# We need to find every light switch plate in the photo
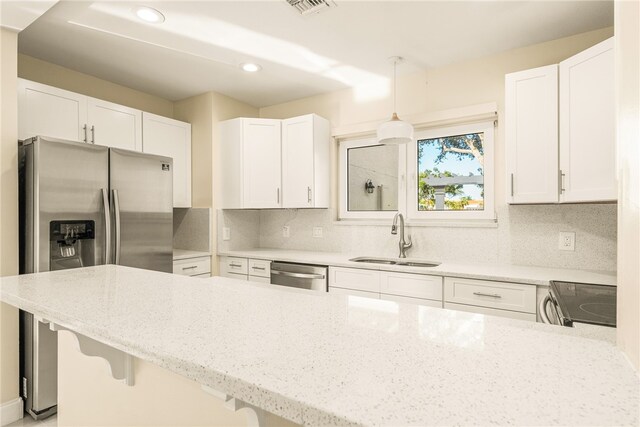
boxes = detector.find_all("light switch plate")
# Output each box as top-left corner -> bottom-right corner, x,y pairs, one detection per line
222,227 -> 231,241
558,231 -> 575,251
312,227 -> 323,238
282,226 -> 290,238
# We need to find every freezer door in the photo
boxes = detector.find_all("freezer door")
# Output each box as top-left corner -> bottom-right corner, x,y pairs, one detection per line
110,148 -> 173,273
20,136 -> 110,274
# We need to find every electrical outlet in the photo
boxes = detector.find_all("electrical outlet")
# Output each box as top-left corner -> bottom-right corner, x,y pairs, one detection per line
282,226 -> 290,238
558,231 -> 575,251
222,227 -> 231,241
312,227 -> 323,238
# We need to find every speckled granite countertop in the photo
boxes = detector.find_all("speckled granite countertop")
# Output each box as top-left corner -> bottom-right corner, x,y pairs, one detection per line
219,249 -> 617,286
1,266 -> 636,426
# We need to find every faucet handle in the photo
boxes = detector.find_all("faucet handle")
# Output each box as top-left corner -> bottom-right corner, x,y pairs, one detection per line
405,234 -> 412,248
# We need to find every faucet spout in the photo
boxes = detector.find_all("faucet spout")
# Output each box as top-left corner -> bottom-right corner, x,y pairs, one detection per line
391,212 -> 412,258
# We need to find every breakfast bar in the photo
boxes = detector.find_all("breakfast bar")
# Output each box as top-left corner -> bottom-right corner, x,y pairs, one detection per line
0,265 -> 637,426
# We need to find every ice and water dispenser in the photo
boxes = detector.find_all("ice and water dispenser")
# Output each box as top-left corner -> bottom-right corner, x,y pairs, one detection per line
49,220 -> 96,271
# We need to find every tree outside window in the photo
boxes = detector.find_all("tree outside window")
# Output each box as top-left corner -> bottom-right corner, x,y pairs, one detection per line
417,133 -> 485,211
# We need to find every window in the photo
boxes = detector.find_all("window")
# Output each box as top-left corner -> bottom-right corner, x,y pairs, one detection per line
339,121 -> 494,222
408,122 -> 495,220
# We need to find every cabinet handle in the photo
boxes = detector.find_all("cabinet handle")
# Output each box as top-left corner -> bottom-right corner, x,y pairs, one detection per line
307,186 -> 312,204
182,266 -> 197,270
510,173 -> 514,197
559,170 -> 565,194
277,188 -> 280,204
252,266 -> 265,271
83,124 -> 88,143
473,292 -> 502,299
229,263 -> 242,268
90,125 -> 95,144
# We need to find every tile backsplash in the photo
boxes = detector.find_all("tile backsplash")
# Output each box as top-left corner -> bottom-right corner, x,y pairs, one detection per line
173,208 -> 212,252
218,204 -> 617,272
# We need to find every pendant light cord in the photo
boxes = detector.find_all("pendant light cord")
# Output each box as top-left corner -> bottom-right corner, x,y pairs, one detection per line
393,58 -> 397,113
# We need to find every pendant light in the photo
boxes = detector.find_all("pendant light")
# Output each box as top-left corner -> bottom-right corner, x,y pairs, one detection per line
377,56 -> 414,145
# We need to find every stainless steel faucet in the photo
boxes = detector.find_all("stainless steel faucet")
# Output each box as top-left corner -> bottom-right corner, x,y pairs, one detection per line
391,212 -> 412,258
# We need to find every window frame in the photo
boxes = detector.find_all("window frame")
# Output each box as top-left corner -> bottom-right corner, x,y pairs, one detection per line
338,137 -> 406,220
406,121 -> 495,220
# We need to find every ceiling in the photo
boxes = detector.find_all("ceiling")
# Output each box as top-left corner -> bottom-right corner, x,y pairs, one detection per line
18,1 -> 613,107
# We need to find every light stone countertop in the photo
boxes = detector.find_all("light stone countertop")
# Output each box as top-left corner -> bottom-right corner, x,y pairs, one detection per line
173,249 -> 211,260
1,265 -> 637,426
219,248 -> 617,286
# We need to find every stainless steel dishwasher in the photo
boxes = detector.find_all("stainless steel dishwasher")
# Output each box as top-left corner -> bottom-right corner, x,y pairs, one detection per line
270,262 -> 328,291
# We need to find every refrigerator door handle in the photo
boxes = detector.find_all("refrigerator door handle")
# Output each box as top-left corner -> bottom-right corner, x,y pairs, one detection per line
112,189 -> 121,265
101,189 -> 111,264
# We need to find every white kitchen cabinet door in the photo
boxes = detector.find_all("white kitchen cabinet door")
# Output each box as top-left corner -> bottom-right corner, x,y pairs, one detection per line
18,79 -> 87,142
559,38 -> 616,202
87,97 -> 142,151
242,119 -> 282,208
281,114 -> 330,208
328,267 -> 380,293
505,65 -> 559,204
142,113 -> 192,208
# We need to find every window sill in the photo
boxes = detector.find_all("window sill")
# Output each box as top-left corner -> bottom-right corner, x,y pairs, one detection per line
333,218 -> 498,228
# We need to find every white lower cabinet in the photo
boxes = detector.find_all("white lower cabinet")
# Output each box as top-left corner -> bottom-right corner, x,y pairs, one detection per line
219,256 -> 272,283
328,267 -> 442,307
444,303 -> 536,322
443,277 -> 536,320
173,256 -> 211,278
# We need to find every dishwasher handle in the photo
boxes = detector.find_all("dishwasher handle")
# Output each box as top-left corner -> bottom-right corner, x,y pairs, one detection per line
271,270 -> 326,280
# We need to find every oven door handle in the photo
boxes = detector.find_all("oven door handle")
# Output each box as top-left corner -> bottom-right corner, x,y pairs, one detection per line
271,270 -> 325,280
539,294 -> 553,324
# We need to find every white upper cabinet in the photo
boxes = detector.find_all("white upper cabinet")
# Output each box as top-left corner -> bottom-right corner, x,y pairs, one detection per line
505,37 -> 615,204
505,64 -> 559,204
243,119 -> 282,208
217,115 -> 330,210
142,113 -> 192,208
87,97 -> 142,151
18,79 -> 86,142
18,79 -> 142,152
559,38 -> 616,202
282,114 -> 330,208
217,118 -> 282,209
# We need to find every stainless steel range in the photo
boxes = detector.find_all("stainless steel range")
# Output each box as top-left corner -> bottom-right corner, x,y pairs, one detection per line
540,281 -> 616,327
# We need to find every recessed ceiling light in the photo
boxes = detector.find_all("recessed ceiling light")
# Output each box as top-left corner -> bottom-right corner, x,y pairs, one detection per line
134,6 -> 165,24
240,63 -> 262,73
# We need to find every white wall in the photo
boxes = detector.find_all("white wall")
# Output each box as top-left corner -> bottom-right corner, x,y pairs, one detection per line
615,0 -> 640,371
219,27 -> 617,272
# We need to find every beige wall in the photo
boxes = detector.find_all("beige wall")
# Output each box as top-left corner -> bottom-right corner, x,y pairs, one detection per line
18,54 -> 174,118
58,331 -> 296,426
0,28 -> 20,407
615,0 -> 640,371
174,91 -> 258,274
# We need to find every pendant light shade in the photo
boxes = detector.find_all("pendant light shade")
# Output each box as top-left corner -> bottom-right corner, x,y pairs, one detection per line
377,57 -> 414,145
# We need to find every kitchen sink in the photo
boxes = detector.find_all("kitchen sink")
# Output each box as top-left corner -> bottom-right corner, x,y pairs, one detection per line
349,257 -> 440,268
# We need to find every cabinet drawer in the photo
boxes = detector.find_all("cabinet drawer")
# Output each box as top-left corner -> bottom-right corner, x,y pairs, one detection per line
329,267 -> 380,293
329,286 -> 379,299
444,277 -> 536,313
380,293 -> 442,309
220,257 -> 248,275
380,271 -> 442,300
248,259 -> 271,278
173,257 -> 211,276
445,303 -> 536,322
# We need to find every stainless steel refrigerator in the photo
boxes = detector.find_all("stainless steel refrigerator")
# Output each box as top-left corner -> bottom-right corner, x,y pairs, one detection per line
18,136 -> 173,419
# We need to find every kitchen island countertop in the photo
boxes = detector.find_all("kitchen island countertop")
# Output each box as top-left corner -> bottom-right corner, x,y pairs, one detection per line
0,265 -> 636,426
